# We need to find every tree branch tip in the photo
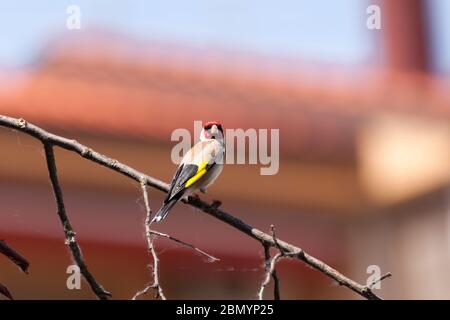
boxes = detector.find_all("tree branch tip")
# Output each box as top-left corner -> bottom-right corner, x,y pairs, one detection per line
269,224 -> 287,256
0,239 -> 30,273
0,283 -> 14,300
366,272 -> 392,289
148,230 -> 220,263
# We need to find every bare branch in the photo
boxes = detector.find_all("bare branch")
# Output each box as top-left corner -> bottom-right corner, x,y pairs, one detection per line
272,267 -> 281,300
132,284 -> 157,300
0,115 -> 389,300
258,251 -> 282,300
0,240 -> 29,273
270,224 -> 285,255
366,272 -> 392,289
149,230 -> 220,263
258,225 -> 294,300
0,239 -> 29,299
0,282 -> 13,300
43,143 -> 111,300
269,225 -> 284,300
262,244 -> 281,300
134,179 -> 218,299
133,179 -> 166,300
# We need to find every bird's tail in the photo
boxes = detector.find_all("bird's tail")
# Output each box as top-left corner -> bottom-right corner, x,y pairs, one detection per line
152,198 -> 179,223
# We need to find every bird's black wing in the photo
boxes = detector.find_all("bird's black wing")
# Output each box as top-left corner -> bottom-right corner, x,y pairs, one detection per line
164,164 -> 199,203
164,164 -> 183,202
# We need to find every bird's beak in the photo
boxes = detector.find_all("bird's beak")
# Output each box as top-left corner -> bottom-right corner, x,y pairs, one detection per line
211,125 -> 219,135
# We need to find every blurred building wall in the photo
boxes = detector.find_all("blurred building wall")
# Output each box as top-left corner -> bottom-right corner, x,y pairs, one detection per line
1,1 -> 450,298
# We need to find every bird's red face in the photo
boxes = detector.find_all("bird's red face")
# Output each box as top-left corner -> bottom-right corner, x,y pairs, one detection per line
203,121 -> 223,140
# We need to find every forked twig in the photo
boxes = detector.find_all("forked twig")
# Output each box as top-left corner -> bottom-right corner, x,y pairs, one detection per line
133,179 -> 166,300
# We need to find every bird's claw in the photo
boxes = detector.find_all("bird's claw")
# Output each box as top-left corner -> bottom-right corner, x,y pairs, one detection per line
190,193 -> 201,201
211,200 -> 222,210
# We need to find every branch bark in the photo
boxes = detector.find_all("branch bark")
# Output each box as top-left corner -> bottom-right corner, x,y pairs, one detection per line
0,115 -> 389,300
133,179 -> 166,300
258,225 -> 296,300
258,251 -> 283,300
0,239 -> 29,300
0,240 -> 29,273
0,283 -> 13,300
134,179 -> 219,299
367,272 -> 392,289
43,143 -> 111,300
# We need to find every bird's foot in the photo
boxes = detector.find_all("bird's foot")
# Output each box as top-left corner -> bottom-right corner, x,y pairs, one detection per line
190,193 -> 201,201
211,200 -> 222,210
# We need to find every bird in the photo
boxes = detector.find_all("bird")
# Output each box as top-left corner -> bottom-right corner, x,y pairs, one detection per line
152,121 -> 225,223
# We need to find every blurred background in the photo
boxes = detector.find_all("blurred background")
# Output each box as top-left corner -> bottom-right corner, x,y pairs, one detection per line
0,0 -> 449,299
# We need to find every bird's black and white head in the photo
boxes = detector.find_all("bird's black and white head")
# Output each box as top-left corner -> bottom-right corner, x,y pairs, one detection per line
200,121 -> 224,142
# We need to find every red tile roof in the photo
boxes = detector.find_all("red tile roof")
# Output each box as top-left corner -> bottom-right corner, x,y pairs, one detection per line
1,33 -> 449,161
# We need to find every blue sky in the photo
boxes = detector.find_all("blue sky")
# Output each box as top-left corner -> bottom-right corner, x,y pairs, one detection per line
0,1 -> 449,73
428,0 -> 450,74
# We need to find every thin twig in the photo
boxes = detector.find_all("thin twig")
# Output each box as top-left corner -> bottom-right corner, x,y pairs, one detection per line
147,235 -> 165,300
0,283 -> 13,300
366,272 -> 392,289
262,244 -> 281,300
0,239 -> 29,299
258,251 -> 283,300
43,143 -> 111,300
0,115 -> 389,300
0,240 -> 29,273
134,180 -> 219,299
133,179 -> 166,300
258,225 -> 294,300
148,230 -> 220,263
270,225 -> 285,254
273,268 -> 281,300
132,284 -> 157,300
269,225 -> 283,299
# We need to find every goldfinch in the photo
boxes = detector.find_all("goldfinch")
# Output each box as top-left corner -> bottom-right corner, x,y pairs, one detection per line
153,121 -> 225,223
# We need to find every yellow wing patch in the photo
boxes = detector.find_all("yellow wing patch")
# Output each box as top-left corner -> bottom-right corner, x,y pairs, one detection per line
185,161 -> 208,188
